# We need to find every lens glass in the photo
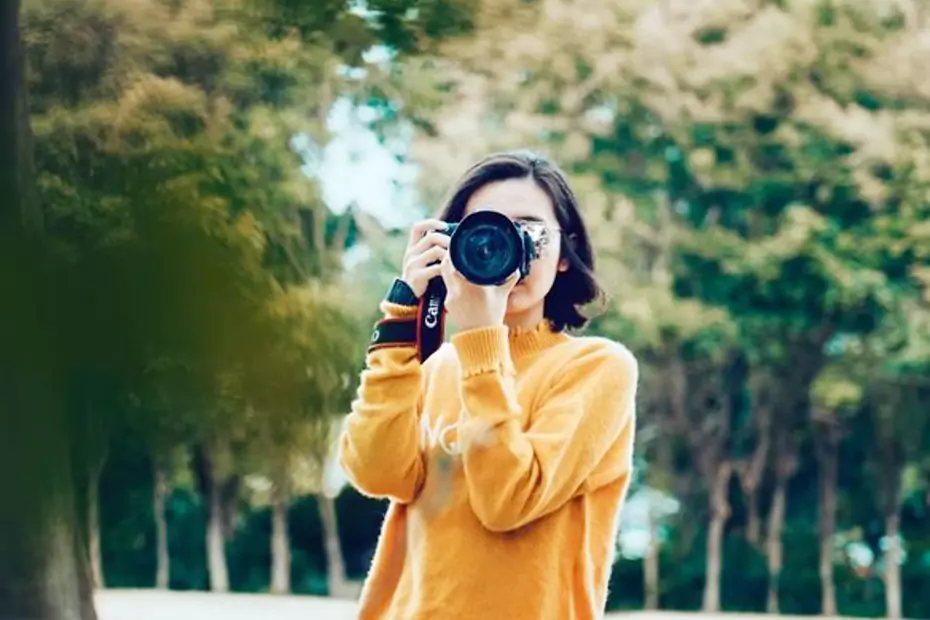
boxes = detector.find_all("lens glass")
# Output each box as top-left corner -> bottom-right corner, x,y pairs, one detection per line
455,222 -> 518,284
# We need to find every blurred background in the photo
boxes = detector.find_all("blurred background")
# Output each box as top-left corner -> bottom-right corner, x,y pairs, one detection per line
1,1 -> 929,619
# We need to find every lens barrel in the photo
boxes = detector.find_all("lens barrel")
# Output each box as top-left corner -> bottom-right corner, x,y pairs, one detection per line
444,211 -> 532,286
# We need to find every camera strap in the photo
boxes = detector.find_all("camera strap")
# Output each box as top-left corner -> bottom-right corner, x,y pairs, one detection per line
417,277 -> 447,363
367,318 -> 418,352
366,277 -> 447,363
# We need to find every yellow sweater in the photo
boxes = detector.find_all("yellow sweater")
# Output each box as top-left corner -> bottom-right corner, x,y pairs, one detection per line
338,302 -> 638,620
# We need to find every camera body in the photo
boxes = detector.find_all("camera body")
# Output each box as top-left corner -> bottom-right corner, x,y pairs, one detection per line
440,210 -> 539,286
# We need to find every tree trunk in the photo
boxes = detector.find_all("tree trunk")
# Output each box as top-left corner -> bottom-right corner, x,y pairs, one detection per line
815,419 -> 840,616
644,515 -> 660,610
73,485 -> 98,620
205,453 -> 229,593
740,371 -> 773,547
0,482 -> 93,620
0,0 -> 40,233
317,493 -> 349,598
220,475 -> 240,542
702,461 -> 732,613
0,391 -> 97,620
1,1 -> 95,617
736,411 -> 769,547
884,513 -> 902,619
89,467 -> 104,590
745,490 -> 761,546
818,466 -> 838,616
154,463 -> 170,590
766,477 -> 787,614
270,481 -> 291,594
766,411 -> 800,616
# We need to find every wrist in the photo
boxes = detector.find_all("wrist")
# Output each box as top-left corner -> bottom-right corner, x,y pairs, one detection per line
384,277 -> 419,306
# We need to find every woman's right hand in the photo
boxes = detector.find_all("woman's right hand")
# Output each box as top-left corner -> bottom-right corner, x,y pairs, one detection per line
401,218 -> 450,298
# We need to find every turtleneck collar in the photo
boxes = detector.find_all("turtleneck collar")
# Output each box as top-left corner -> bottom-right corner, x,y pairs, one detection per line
507,320 -> 570,359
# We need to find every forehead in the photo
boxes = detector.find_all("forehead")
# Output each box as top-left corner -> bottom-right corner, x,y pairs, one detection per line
463,178 -> 557,223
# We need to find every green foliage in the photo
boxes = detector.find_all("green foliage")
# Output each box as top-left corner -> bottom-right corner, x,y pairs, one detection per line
99,441 -> 388,590
377,0 -> 930,616
10,0 -> 930,617
18,0 -> 376,470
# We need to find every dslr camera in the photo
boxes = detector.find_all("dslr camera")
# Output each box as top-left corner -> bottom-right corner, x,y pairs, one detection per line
440,210 -> 555,286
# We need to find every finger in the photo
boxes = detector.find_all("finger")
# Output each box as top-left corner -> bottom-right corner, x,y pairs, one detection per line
404,232 -> 448,265
408,245 -> 447,270
407,219 -> 447,246
439,251 -> 454,285
440,250 -> 453,273
409,231 -> 450,257
419,263 -> 443,282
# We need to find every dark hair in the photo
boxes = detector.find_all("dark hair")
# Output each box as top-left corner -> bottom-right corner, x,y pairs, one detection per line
435,149 -> 603,332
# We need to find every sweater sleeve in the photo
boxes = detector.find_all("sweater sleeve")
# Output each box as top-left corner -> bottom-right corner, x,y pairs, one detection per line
337,301 -> 426,504
451,325 -> 638,533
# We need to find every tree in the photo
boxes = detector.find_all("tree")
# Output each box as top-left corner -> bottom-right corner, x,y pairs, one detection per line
810,362 -> 865,615
736,369 -> 773,547
3,0 -> 363,613
857,300 -> 930,618
584,190 -> 742,612
1,0 -> 95,615
386,1 -> 930,615
240,282 -> 363,595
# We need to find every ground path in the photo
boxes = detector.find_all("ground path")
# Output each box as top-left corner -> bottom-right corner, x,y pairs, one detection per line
95,589 -> 853,620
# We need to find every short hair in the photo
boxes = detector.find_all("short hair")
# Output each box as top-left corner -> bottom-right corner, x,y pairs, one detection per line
435,149 -> 602,331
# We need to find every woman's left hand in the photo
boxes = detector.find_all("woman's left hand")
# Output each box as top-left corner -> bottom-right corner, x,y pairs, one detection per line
440,254 -> 518,332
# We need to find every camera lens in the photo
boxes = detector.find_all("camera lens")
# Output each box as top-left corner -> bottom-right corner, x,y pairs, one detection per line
449,211 -> 523,285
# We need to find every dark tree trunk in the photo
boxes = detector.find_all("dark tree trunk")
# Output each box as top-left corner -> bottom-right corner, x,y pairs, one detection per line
763,368 -> 806,616
737,380 -> 771,548
220,475 -> 240,542
0,0 -> 40,232
73,468 -> 98,620
0,1 -> 94,617
766,476 -> 786,614
0,472 -> 88,620
745,486 -> 761,545
192,444 -> 230,592
667,350 -> 734,614
204,450 -> 229,593
814,415 -> 840,616
737,442 -> 767,546
766,413 -> 795,615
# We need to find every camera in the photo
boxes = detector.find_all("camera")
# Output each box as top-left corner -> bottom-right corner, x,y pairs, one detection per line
440,210 -> 551,286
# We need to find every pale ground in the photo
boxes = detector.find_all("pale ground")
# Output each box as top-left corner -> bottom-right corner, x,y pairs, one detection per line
95,589 -> 850,620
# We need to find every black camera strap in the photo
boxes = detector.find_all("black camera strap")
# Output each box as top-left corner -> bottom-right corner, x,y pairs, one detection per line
367,318 -> 418,352
416,277 -> 447,363
366,277 -> 447,363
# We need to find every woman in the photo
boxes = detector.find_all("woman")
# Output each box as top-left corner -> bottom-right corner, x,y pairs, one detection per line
338,150 -> 638,620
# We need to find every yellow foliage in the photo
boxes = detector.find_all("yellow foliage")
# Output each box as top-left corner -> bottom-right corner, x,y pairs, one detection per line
811,370 -> 864,412
233,210 -> 267,252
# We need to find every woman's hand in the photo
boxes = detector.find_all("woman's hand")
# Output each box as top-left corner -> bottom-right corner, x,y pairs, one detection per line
401,219 -> 451,298
440,253 -> 518,332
